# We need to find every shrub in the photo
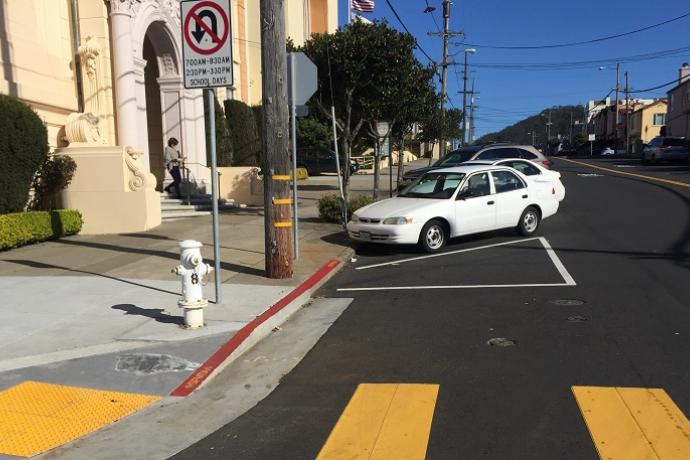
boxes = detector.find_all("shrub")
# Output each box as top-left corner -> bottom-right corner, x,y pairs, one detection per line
225,100 -> 261,166
0,210 -> 83,250
318,194 -> 375,223
205,98 -> 233,167
30,155 -> 77,211
0,95 -> 49,213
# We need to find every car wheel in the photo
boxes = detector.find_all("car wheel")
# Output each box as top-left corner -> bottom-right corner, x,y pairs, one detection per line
517,206 -> 540,236
419,219 -> 447,253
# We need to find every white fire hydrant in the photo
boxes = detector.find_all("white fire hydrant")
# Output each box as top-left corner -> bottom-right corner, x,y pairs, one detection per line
171,240 -> 213,328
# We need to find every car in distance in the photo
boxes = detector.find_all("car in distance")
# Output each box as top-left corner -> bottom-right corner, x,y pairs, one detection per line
398,144 -> 551,189
296,146 -> 358,176
642,137 -> 689,163
463,158 -> 565,202
348,164 -> 562,253
601,147 -> 615,155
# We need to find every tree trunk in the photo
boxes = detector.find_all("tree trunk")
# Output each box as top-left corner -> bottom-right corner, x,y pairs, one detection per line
397,135 -> 405,187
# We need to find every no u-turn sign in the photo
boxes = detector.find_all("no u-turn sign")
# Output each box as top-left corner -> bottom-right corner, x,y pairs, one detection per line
181,0 -> 233,89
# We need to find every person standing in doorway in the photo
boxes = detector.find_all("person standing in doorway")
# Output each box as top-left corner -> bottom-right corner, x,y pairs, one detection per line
164,137 -> 185,198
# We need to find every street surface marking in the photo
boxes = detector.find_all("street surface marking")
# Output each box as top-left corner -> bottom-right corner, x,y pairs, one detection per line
316,383 -> 439,460
573,386 -> 690,460
356,237 -> 542,270
561,158 -> 690,188
340,237 -> 576,292
0,381 -> 160,458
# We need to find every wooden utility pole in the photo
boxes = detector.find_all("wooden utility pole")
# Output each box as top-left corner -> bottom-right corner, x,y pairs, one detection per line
625,71 -> 630,153
260,0 -> 293,278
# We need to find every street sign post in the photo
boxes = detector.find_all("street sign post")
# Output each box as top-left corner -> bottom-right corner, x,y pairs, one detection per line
374,121 -> 393,197
287,52 -> 318,260
588,134 -> 595,156
181,0 -> 234,304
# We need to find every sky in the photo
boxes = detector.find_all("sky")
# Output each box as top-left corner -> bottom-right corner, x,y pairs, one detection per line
337,0 -> 690,138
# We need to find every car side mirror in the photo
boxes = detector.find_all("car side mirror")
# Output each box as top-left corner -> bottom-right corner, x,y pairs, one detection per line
457,188 -> 473,200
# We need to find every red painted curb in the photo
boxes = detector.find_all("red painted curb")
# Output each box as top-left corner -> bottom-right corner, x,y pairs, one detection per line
170,259 -> 341,397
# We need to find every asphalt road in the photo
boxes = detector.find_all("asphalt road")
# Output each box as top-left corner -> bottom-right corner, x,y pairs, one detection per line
172,157 -> 690,459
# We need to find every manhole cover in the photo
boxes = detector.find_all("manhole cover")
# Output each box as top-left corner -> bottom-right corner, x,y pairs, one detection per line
567,315 -> 588,322
550,299 -> 585,306
487,337 -> 516,347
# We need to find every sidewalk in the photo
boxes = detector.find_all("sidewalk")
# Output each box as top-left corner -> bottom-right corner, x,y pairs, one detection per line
0,202 -> 353,459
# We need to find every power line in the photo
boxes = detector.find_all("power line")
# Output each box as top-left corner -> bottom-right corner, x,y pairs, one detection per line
470,45 -> 690,70
629,77 -> 680,93
459,12 -> 690,50
384,0 -> 436,64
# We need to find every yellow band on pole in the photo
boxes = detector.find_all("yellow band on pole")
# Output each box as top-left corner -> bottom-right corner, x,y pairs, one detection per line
274,221 -> 293,228
273,198 -> 293,205
272,175 -> 292,181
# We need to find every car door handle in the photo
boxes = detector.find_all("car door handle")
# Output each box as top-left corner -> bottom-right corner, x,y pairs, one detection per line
522,194 -> 528,199
487,201 -> 495,205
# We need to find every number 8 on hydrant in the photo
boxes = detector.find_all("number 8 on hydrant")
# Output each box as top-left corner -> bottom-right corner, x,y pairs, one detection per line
171,240 -> 214,328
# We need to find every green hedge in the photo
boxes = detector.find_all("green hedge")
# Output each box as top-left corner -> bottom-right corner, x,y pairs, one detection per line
0,95 -> 49,213
318,194 -> 375,223
0,210 -> 83,250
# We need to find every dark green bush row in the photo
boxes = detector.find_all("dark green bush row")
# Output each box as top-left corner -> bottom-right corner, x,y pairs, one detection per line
0,95 -> 49,213
318,194 -> 375,223
0,210 -> 83,250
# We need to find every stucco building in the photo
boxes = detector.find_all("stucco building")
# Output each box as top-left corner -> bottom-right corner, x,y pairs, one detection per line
629,99 -> 667,153
0,0 -> 337,189
666,63 -> 690,138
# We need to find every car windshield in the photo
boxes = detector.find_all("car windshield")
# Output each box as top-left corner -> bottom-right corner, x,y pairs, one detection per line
399,172 -> 466,199
433,150 -> 476,167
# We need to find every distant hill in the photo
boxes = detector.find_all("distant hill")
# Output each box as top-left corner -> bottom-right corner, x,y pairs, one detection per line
476,105 -> 586,147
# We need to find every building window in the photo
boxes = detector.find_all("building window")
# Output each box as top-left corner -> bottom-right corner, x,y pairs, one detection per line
653,113 -> 666,126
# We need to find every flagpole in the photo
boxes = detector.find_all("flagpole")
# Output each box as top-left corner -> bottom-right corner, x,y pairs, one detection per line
348,0 -> 352,24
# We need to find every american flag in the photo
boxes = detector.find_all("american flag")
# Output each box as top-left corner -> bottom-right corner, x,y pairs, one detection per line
352,0 -> 375,13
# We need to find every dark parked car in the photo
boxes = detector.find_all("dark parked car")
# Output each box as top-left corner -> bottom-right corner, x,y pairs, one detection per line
296,146 -> 358,175
398,143 -> 551,189
642,137 -> 689,163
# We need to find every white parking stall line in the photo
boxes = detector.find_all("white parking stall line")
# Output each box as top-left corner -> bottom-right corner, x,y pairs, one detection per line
337,283 -> 573,292
539,237 -> 577,286
340,237 -> 577,292
355,237 -> 543,271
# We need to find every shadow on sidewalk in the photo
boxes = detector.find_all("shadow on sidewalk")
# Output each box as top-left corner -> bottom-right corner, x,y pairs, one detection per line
112,304 -> 183,325
5,260 -> 181,296
54,239 -> 266,277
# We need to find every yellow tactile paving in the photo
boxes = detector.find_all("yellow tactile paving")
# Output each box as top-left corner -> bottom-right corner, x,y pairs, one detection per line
316,383 -> 439,460
0,381 -> 161,458
573,386 -> 690,460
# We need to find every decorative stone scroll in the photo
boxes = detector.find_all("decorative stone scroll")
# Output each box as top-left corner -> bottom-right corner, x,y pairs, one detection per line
125,146 -> 156,191
65,112 -> 105,144
107,0 -> 143,15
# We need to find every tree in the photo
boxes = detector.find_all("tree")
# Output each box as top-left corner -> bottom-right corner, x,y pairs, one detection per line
418,106 -> 462,162
297,116 -> 331,148
298,20 -> 437,199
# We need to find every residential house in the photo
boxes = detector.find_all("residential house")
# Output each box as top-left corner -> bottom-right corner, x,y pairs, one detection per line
629,99 -> 667,153
666,63 -> 690,138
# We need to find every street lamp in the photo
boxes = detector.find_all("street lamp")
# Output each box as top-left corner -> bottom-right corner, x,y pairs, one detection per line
461,48 -> 476,146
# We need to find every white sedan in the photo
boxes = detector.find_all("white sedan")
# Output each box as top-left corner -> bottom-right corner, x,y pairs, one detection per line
347,164 -> 563,253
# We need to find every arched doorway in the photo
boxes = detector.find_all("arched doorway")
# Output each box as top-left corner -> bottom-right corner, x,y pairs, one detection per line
142,21 -> 179,191
143,34 -> 164,190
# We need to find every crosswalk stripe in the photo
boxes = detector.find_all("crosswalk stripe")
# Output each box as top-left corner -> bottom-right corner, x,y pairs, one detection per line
573,386 -> 690,459
316,383 -> 439,460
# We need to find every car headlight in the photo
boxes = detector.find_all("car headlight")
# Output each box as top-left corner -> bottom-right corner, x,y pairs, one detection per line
382,217 -> 413,225
350,213 -> 360,223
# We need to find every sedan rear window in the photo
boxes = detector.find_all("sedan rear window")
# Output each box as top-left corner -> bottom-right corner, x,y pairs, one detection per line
662,138 -> 687,147
400,172 -> 466,199
434,151 -> 476,167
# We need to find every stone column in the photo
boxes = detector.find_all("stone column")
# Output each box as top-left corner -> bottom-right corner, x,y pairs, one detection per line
109,1 -> 140,153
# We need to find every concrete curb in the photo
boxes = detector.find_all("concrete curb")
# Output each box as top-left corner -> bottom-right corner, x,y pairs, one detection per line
170,253 -> 352,397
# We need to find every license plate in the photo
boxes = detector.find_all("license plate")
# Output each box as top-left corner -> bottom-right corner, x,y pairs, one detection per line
359,231 -> 371,240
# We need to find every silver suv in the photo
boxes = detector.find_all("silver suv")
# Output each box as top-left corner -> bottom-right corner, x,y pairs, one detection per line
400,143 -> 552,189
